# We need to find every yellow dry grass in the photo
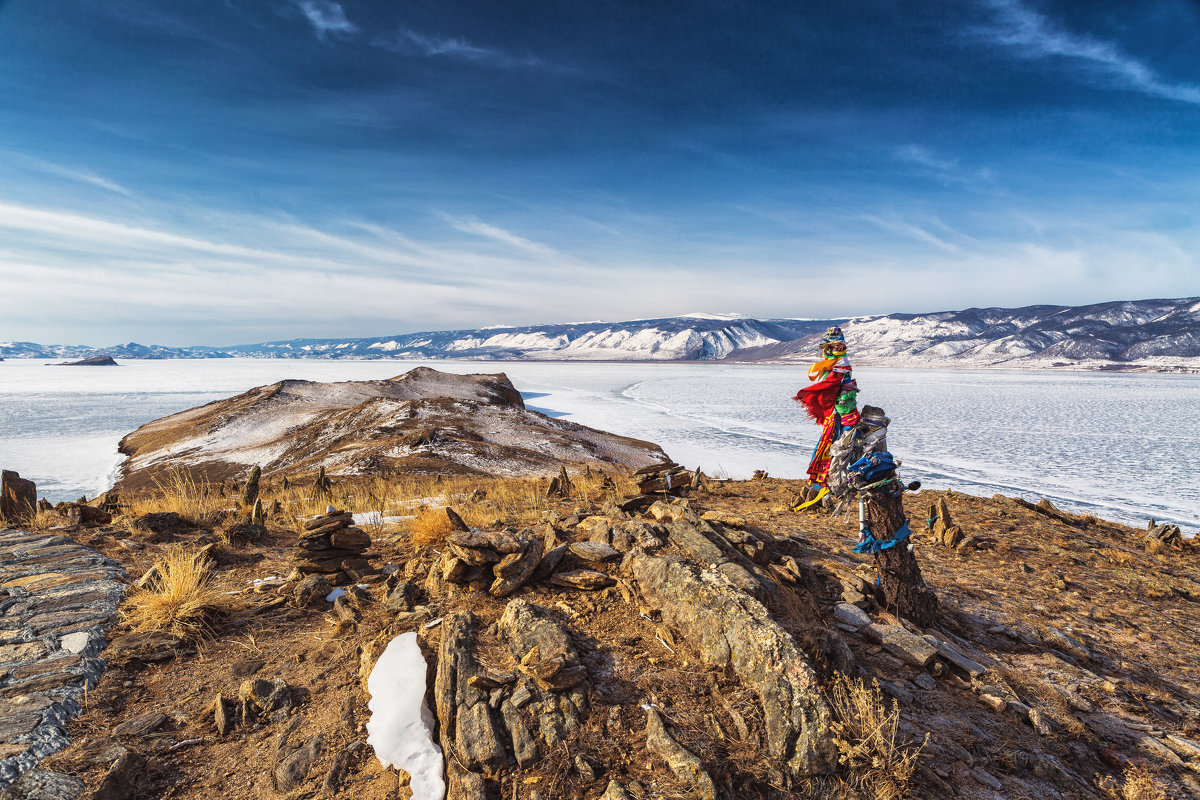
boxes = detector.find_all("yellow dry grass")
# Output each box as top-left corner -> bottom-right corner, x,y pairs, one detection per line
1097,763 -> 1170,800
122,469 -> 227,527
259,468 -> 634,533
121,546 -> 227,641
828,674 -> 926,800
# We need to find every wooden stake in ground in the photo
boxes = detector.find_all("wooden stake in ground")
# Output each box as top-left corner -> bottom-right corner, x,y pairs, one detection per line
240,465 -> 261,508
311,466 -> 332,498
864,485 -> 938,626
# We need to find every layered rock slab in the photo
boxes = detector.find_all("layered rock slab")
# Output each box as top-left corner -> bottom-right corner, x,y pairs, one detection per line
0,528 -> 125,789
630,552 -> 837,779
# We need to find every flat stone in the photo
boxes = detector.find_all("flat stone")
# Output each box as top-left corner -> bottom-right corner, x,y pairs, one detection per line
112,711 -> 168,738
549,570 -> 614,590
862,624 -> 938,667
0,712 -> 42,738
0,642 -> 48,665
11,653 -> 82,680
833,603 -> 871,628
1,671 -> 85,697
0,768 -> 85,800
567,542 -> 620,562
58,632 -> 91,655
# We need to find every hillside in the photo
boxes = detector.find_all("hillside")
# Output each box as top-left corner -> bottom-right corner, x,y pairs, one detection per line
7,473 -> 1199,800
113,367 -> 667,493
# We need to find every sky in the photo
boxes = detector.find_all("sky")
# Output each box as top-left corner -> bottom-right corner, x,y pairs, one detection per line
1,0 -> 1199,346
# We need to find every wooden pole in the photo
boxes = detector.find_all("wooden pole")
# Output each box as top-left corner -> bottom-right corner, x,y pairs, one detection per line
864,484 -> 938,626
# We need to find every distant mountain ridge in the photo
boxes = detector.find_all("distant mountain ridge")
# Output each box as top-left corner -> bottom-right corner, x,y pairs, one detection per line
742,297 -> 1200,370
3,297 -> 1199,369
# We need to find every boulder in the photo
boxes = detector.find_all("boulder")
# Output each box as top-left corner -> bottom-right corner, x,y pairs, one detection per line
490,535 -> 544,598
0,470 -> 37,523
434,612 -> 509,775
631,553 -> 836,779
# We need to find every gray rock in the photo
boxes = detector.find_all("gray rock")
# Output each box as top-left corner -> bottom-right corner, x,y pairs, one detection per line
112,711 -> 167,739
833,603 -> 872,628
491,536 -> 544,598
862,624 -> 938,667
384,580 -> 417,612
500,700 -> 540,768
293,575 -> 331,607
632,553 -> 836,778
57,632 -> 91,655
645,707 -> 715,800
529,544 -> 568,583
667,521 -> 725,565
274,734 -> 323,793
0,769 -> 84,800
433,612 -> 509,774
568,541 -> 620,562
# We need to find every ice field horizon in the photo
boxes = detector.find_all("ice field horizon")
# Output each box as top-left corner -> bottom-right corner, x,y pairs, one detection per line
0,358 -> 1196,532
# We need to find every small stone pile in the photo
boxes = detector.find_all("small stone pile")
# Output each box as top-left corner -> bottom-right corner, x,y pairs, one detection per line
438,529 -> 545,598
295,508 -> 373,581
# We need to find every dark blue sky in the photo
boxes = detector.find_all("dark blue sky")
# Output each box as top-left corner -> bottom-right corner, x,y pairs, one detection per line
2,0 -> 1198,345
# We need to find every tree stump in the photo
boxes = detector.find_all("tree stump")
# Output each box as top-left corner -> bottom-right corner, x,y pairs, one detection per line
864,486 -> 938,626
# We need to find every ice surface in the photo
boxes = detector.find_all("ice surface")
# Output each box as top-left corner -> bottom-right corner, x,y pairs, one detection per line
366,633 -> 444,800
1,358 -> 1198,530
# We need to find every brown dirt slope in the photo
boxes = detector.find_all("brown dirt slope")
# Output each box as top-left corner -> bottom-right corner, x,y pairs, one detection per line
26,473 -> 1200,800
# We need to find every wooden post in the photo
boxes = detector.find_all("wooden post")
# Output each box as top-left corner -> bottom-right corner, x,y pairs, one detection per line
864,484 -> 938,627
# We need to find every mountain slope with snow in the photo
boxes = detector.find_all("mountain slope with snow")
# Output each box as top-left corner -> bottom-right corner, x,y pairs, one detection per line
752,297 -> 1200,370
5,298 -> 1200,368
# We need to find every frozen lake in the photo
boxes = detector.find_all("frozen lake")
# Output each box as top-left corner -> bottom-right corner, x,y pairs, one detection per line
0,358 -> 1197,531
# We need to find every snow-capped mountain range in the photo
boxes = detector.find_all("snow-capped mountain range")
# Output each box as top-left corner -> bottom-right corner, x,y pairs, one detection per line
3,298 -> 1199,369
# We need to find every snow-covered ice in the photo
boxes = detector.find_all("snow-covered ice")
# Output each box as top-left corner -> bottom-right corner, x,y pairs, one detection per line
366,633 -> 444,800
1,358 -> 1198,530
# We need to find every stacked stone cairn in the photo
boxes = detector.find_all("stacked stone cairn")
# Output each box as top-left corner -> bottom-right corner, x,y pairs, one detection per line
423,507 -> 624,600
295,508 -> 374,583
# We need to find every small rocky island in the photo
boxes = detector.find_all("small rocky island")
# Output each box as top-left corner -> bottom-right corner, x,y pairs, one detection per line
55,355 -> 118,366
0,367 -> 1197,800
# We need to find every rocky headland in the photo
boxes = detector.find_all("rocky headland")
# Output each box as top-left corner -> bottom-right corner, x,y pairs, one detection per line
0,369 -> 1197,800
113,368 -> 666,494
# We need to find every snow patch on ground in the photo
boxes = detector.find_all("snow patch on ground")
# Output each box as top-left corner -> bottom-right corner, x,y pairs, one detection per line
366,633 -> 444,800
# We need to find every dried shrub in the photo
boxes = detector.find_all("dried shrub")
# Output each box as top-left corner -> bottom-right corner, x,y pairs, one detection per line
1097,763 -> 1170,800
125,469 -> 225,527
828,674 -> 926,800
122,546 -> 227,640
409,507 -> 456,545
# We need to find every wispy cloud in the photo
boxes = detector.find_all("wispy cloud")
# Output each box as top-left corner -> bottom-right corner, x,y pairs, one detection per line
862,214 -> 963,253
10,154 -> 132,196
373,28 -> 539,67
976,0 -> 1200,105
893,145 -> 995,185
294,0 -> 357,41
439,214 -> 561,258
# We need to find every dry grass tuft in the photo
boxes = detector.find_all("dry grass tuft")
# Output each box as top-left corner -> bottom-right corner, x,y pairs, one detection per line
1097,763 -> 1170,800
122,546 -> 227,640
124,469 -> 226,527
409,507 -> 457,546
828,674 -> 926,800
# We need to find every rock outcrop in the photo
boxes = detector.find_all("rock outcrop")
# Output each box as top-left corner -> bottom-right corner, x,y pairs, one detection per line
113,367 -> 667,492
631,552 -> 837,779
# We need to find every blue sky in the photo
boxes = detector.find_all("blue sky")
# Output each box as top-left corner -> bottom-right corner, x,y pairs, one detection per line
1,0 -> 1198,346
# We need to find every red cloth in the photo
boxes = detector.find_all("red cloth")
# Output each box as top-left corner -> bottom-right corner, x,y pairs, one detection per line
793,375 -> 842,422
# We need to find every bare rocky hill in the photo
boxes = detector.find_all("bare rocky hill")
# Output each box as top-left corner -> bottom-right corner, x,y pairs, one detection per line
114,367 -> 667,493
